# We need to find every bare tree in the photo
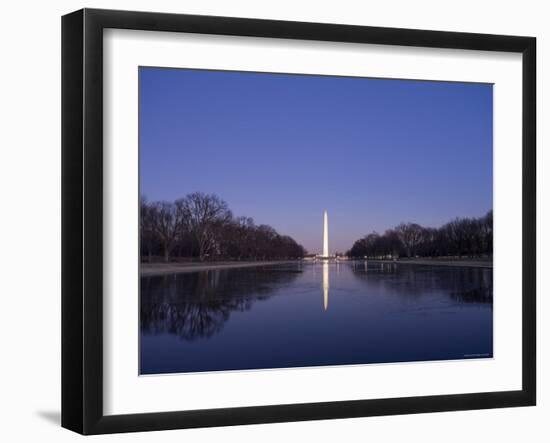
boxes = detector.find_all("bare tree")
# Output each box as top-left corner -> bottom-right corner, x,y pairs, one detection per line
480,210 -> 493,256
140,197 -> 155,263
151,201 -> 183,263
395,223 -> 424,257
383,229 -> 403,259
178,193 -> 232,261
443,218 -> 469,257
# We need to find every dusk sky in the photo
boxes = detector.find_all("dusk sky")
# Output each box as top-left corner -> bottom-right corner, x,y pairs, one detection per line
139,67 -> 493,254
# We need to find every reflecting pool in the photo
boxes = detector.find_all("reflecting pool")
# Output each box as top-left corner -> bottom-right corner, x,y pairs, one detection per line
140,261 -> 493,374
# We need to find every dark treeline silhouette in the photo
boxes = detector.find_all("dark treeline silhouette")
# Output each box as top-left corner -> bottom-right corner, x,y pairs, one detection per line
347,211 -> 492,259
141,192 -> 306,262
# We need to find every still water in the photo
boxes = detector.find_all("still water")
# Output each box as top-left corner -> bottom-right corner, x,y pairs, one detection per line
140,261 -> 493,374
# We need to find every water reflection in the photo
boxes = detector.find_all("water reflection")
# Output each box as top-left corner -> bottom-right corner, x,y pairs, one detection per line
141,262 -> 492,342
140,262 -> 493,374
140,267 -> 300,341
350,261 -> 492,304
323,262 -> 329,311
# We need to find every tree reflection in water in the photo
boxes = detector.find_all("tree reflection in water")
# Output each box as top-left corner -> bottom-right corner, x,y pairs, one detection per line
140,266 -> 300,341
350,262 -> 492,304
141,263 -> 491,344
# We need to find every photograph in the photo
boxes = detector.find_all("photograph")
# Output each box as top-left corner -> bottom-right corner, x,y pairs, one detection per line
138,67 -> 494,375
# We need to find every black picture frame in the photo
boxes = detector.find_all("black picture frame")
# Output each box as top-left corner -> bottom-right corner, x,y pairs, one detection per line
62,8 -> 536,435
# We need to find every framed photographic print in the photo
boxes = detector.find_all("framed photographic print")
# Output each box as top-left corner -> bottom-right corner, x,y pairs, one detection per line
62,8 -> 536,434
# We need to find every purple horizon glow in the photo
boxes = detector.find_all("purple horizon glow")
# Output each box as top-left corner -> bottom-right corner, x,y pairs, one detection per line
139,67 -> 493,254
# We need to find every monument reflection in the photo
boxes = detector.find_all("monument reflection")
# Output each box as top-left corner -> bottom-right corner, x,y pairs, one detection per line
323,262 -> 329,310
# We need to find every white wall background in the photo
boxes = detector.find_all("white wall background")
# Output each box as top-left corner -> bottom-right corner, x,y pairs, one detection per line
0,0 -> 546,441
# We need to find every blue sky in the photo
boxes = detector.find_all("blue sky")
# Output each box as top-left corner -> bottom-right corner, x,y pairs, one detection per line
139,67 -> 493,254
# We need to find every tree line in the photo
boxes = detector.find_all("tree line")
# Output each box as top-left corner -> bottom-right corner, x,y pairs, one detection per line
141,192 -> 306,262
347,211 -> 492,259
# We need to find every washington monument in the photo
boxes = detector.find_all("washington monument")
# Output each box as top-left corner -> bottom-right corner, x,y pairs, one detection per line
323,210 -> 329,258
